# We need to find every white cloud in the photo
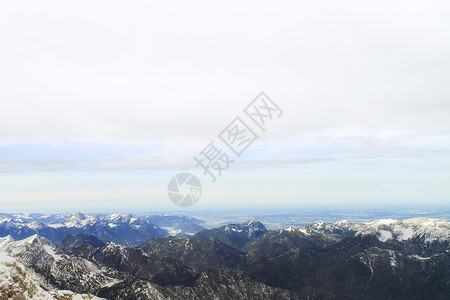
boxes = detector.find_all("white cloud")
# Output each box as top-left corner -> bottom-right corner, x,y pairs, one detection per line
1,1 -> 450,210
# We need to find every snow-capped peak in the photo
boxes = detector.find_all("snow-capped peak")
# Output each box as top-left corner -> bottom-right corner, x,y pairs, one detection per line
333,220 -> 352,228
244,217 -> 256,225
0,216 -> 12,225
284,226 -> 296,232
104,241 -> 126,251
311,220 -> 325,230
358,218 -> 450,243
0,245 -> 105,299
105,213 -> 137,224
5,235 -> 66,262
0,235 -> 14,249
62,213 -> 98,228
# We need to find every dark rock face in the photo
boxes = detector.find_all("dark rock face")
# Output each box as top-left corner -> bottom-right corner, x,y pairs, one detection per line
244,227 -> 341,264
96,269 -> 300,300
245,234 -> 450,300
56,233 -> 105,256
138,236 -> 246,271
46,256 -> 117,294
76,241 -> 198,286
194,217 -> 267,249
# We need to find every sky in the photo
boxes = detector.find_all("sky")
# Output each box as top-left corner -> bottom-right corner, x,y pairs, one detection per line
0,1 -> 449,213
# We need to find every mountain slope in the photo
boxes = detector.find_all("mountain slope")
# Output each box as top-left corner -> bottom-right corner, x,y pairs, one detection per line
139,236 -> 246,271
0,236 -> 105,300
245,218 -> 450,300
96,269 -> 300,300
86,242 -> 198,286
0,235 -> 119,294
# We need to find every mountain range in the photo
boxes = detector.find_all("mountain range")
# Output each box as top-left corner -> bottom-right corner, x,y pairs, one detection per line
1,215 -> 449,299
0,213 -> 205,246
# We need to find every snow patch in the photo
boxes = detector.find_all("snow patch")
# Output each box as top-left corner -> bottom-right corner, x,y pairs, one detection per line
378,230 -> 393,242
43,245 -> 64,262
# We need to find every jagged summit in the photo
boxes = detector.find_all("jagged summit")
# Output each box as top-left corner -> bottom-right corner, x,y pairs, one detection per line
11,234 -> 43,247
0,234 -> 14,244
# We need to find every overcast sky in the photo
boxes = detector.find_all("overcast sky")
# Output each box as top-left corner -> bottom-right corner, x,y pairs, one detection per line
1,1 -> 449,212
